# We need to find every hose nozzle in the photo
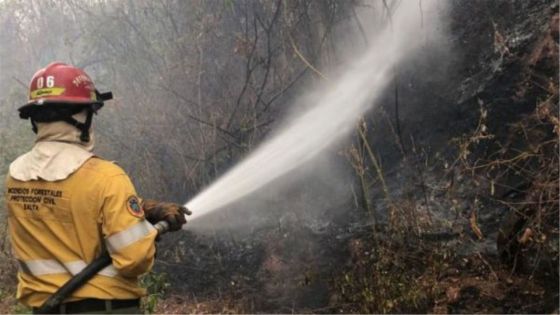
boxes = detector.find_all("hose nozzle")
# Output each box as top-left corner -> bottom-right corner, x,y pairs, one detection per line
153,221 -> 170,235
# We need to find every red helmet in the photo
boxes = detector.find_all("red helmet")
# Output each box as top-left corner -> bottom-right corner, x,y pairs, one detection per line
18,62 -> 112,141
20,62 -> 111,110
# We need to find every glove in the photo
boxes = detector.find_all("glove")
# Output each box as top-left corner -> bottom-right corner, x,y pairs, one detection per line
142,199 -> 192,232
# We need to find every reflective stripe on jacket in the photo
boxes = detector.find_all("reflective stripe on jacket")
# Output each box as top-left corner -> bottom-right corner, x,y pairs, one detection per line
5,157 -> 157,307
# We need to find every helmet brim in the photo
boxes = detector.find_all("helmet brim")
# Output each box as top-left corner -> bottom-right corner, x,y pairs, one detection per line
19,99 -> 104,120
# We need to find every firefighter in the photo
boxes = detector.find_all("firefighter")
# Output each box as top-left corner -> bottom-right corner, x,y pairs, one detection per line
4,62 -> 190,314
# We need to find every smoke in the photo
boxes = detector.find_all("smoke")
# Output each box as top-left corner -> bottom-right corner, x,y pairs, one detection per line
185,0 -> 450,229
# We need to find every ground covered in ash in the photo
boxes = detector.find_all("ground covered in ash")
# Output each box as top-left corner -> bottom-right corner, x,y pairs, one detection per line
154,1 -> 559,313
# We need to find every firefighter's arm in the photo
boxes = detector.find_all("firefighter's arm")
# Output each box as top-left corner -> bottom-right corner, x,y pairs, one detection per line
100,174 -> 157,278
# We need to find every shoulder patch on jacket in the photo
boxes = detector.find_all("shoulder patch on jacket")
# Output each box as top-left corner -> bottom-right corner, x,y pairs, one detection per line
126,196 -> 144,218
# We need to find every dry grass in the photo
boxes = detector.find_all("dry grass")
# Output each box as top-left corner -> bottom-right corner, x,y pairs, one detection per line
332,42 -> 559,312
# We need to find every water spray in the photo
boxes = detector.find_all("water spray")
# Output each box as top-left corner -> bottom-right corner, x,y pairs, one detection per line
184,1 -> 445,224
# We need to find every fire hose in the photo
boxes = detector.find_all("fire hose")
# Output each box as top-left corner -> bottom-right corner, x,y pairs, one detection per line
36,221 -> 170,314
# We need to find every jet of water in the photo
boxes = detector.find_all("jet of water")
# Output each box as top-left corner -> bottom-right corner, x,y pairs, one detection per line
185,0 -> 445,224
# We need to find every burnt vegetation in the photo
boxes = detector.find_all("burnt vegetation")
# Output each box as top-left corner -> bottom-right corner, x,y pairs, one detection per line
0,0 -> 558,313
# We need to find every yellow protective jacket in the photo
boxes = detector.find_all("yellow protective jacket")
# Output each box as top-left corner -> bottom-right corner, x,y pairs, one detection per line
5,157 -> 157,307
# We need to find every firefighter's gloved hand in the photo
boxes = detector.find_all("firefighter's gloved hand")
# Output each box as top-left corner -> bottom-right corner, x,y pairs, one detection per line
142,199 -> 191,232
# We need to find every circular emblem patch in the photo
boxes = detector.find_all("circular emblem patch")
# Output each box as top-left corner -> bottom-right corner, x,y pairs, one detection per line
126,196 -> 144,218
